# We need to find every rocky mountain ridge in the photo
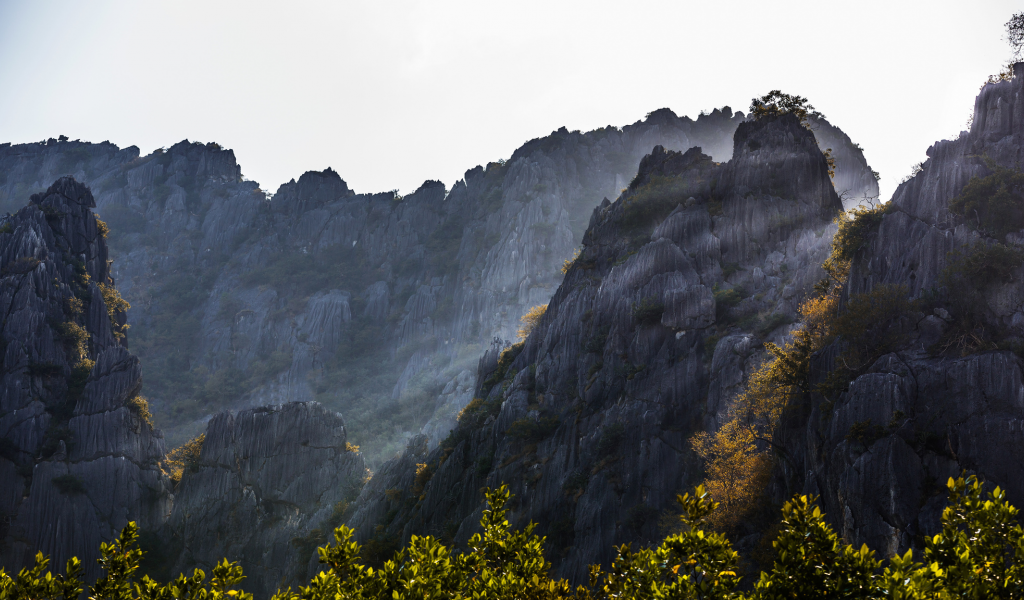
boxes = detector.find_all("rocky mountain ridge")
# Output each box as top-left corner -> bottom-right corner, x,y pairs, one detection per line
0,107 -> 877,468
342,66 -> 1024,584
0,104 -> 882,592
343,111 -> 847,580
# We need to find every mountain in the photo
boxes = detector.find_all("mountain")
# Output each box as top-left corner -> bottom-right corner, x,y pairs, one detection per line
0,178 -> 170,581
343,111 -> 844,580
0,108 -> 878,468
0,103 -> 882,591
344,64 -> 1024,582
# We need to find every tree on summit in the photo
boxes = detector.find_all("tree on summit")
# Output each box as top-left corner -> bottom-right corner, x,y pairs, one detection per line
1007,12 -> 1024,61
749,90 -> 824,127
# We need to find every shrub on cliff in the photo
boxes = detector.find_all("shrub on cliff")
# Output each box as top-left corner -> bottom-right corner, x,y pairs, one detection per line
164,434 -> 205,484
949,163 -> 1024,237
517,304 -> 548,341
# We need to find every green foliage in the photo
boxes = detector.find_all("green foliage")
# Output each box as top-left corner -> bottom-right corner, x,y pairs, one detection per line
845,419 -> 885,447
714,285 -> 745,322
67,359 -> 95,400
631,297 -> 664,326
937,242 -> 1024,354
832,284 -> 914,373
749,90 -> 825,127
0,551 -> 82,600
8,478 -> 1024,599
507,416 -> 559,442
621,174 -> 709,231
921,474 -> 1024,597
479,342 -> 524,400
949,163 -> 1024,236
828,202 -> 892,266
752,495 -> 881,598
596,422 -> 626,459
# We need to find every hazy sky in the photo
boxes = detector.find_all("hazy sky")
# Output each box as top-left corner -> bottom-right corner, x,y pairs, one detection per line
0,1 -> 1019,202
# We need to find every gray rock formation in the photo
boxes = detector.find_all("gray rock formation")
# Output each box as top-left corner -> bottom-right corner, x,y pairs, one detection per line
165,401 -> 365,599
0,109 -> 876,469
0,177 -> 170,580
787,62 -> 1024,558
344,113 -> 845,581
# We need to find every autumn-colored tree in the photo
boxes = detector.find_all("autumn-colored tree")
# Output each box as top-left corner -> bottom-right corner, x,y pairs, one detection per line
164,434 -> 205,484
517,304 -> 548,341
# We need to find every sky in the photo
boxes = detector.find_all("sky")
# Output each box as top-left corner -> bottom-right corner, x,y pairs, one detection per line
0,1 -> 1019,202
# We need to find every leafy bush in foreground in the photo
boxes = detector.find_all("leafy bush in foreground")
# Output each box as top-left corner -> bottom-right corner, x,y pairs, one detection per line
2,476 -> 1021,599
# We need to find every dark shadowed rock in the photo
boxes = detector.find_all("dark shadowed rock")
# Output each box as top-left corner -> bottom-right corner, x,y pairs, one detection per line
0,177 -> 170,580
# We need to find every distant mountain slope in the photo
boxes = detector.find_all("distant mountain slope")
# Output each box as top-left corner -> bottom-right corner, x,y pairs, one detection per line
0,109 -> 877,467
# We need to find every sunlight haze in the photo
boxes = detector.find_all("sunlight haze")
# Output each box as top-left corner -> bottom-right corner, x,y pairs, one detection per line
0,0 -> 1018,202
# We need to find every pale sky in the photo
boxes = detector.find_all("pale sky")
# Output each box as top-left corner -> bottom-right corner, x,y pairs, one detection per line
0,1 -> 1019,202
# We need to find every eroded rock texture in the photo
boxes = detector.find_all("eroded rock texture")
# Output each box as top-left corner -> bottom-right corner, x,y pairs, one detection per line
165,402 -> 365,599
790,62 -> 1024,557
345,113 -> 844,581
0,109 -> 875,467
0,177 -> 170,580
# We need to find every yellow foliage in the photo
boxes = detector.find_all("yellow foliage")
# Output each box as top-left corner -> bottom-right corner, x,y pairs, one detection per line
691,420 -> 774,530
126,395 -> 153,428
165,434 -> 205,484
94,215 -> 110,238
58,321 -> 90,360
344,442 -> 360,453
517,304 -> 548,341
98,282 -> 130,339
561,248 -> 580,274
692,212 -> 857,530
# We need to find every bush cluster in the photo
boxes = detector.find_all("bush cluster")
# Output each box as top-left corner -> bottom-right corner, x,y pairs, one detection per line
5,477 -> 1022,599
949,163 -> 1024,237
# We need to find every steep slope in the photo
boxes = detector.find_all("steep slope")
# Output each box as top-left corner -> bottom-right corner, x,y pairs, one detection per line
785,62 -> 1024,557
164,402 -> 366,598
0,177 -> 170,580
0,108 -> 876,467
344,113 -> 843,580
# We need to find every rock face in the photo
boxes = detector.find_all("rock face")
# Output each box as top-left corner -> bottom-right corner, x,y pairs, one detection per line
164,402 -> 365,599
0,177 -> 170,580
786,62 -> 1024,558
345,113 -> 844,581
0,108 -> 879,589
0,110 -> 875,468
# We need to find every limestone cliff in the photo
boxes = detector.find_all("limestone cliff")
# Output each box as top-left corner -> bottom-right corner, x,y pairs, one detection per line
164,402 -> 365,598
344,113 -> 844,580
0,177 -> 170,580
0,109 -> 875,468
786,62 -> 1024,557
